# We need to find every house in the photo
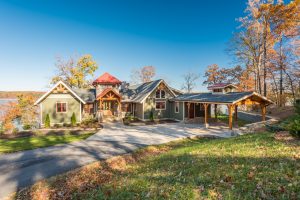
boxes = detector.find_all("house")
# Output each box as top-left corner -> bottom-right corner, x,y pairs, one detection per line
34,73 -> 273,129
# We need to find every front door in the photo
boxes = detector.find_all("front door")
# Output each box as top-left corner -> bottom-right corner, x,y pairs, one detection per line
189,103 -> 195,118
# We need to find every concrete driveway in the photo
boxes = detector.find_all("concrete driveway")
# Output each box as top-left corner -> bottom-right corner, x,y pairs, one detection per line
0,122 -> 231,199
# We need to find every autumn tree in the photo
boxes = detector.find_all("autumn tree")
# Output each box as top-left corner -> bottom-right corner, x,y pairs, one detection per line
0,102 -> 20,133
203,64 -> 226,86
130,66 -> 156,84
182,72 -> 199,93
51,54 -> 98,88
228,0 -> 300,104
17,94 -> 38,127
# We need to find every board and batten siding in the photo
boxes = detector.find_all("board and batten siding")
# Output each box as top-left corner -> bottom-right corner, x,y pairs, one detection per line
41,94 -> 81,125
143,87 -> 174,120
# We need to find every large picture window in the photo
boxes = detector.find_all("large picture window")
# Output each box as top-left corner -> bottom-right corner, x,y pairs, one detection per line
155,101 -> 166,110
156,90 -> 166,99
175,102 -> 179,113
56,102 -> 67,113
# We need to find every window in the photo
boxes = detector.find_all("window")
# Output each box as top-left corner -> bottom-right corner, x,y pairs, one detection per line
175,102 -> 179,113
155,90 -> 166,99
56,102 -> 67,113
155,101 -> 166,110
213,88 -> 222,93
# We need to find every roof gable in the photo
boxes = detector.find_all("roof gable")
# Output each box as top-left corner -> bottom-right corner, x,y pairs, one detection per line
93,72 -> 122,85
121,79 -> 176,103
34,81 -> 86,105
207,83 -> 238,90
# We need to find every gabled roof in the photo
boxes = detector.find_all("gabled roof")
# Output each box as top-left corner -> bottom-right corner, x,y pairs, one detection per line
207,83 -> 238,90
171,91 -> 273,105
73,88 -> 96,103
34,81 -> 87,105
96,88 -> 121,100
121,79 -> 176,103
93,72 -> 122,85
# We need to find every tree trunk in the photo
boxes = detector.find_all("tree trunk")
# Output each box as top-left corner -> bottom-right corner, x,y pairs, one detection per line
279,36 -> 284,107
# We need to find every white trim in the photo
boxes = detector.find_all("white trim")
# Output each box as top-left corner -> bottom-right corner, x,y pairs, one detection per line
182,102 -> 185,121
175,101 -> 179,113
142,102 -> 145,120
79,103 -> 82,122
40,104 -> 43,125
155,100 -> 166,110
34,81 -> 86,105
141,80 -> 176,103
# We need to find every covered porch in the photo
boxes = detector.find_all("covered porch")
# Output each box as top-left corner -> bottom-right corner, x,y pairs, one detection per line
97,88 -> 122,117
175,92 -> 273,130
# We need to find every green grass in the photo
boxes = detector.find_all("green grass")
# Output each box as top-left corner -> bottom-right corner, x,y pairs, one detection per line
16,132 -> 300,200
217,114 -> 250,127
0,131 -> 96,153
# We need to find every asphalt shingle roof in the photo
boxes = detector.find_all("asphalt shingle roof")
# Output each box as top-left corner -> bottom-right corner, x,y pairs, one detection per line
73,88 -> 96,103
121,79 -> 163,103
171,92 -> 255,103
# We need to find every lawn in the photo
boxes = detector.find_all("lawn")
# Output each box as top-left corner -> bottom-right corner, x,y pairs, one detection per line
13,132 -> 300,200
217,114 -> 250,127
0,130 -> 96,153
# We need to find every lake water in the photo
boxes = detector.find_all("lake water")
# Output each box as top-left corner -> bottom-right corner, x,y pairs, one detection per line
0,99 -> 23,130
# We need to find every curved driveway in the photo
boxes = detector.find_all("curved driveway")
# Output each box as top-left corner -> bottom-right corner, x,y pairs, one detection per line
0,122 -> 231,199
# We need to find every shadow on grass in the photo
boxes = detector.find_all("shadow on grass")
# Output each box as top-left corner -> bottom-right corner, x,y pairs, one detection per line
13,133 -> 300,200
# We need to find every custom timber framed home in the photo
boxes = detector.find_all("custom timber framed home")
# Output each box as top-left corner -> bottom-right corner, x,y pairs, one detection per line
35,73 -> 273,130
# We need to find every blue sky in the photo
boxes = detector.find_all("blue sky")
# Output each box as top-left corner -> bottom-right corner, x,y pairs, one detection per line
0,0 -> 246,91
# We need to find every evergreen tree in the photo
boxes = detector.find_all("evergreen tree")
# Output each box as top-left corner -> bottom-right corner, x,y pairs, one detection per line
71,112 -> 77,126
45,114 -> 50,128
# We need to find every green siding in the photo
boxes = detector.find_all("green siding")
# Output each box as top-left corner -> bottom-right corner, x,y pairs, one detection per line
134,103 -> 144,119
143,88 -> 174,120
41,94 -> 81,125
169,102 -> 184,121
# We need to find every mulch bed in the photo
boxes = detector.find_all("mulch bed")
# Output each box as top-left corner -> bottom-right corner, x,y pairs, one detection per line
0,125 -> 103,140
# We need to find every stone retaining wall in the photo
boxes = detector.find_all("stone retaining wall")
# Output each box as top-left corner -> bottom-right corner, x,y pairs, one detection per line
233,118 -> 278,136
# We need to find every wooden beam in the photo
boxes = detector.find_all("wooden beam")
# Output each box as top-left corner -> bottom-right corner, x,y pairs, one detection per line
227,104 -> 233,130
234,104 -> 238,122
261,104 -> 266,121
204,103 -> 209,128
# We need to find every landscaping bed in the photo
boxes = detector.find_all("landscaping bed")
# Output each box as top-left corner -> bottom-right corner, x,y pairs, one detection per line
12,132 -> 300,200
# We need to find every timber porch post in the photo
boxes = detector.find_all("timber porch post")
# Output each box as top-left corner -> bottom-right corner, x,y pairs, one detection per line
234,104 -> 238,122
214,104 -> 218,119
261,104 -> 266,121
204,103 -> 209,128
227,104 -> 233,130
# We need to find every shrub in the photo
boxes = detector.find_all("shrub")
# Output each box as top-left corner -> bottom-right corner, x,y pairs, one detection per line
266,124 -> 285,132
12,128 -> 19,134
22,124 -> 32,130
45,114 -> 50,128
295,99 -> 300,115
149,111 -> 154,121
71,113 -> 77,127
287,119 -> 300,138
53,124 -> 61,129
63,123 -> 71,127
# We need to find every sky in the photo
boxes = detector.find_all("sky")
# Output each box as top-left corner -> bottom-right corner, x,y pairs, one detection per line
0,0 -> 247,92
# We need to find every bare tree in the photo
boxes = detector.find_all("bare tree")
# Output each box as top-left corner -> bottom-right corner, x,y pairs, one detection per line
130,66 -> 156,84
182,72 -> 199,93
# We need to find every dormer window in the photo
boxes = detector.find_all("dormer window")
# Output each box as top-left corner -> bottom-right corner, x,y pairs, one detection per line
213,88 -> 223,93
156,90 -> 165,99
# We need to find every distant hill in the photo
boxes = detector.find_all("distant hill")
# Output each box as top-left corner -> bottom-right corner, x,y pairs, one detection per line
0,91 -> 45,99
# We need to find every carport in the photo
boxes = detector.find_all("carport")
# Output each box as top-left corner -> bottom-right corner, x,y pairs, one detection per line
171,91 -> 273,130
